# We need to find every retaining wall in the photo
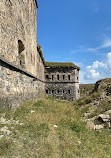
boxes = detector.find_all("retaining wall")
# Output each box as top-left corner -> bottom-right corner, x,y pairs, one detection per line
0,58 -> 45,109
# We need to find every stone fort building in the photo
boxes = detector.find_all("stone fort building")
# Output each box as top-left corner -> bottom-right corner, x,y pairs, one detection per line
45,62 -> 80,101
0,0 -> 80,108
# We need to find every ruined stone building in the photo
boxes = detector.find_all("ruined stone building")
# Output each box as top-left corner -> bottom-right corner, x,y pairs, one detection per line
0,0 -> 80,108
45,62 -> 80,101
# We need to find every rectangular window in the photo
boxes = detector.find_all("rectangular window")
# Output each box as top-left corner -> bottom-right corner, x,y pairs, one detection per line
52,90 -> 54,94
57,75 -> 59,80
68,90 -> 70,94
63,75 -> 65,80
63,90 -> 64,94
68,75 -> 70,81
52,75 -> 54,80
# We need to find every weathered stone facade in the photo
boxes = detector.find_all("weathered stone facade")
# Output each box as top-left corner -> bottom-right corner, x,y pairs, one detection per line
0,0 -> 39,76
0,58 -> 45,108
0,0 -> 45,108
0,1 -> 80,108
45,62 -> 80,101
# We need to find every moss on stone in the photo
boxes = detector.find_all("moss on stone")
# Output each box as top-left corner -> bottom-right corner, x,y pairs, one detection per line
45,62 -> 80,70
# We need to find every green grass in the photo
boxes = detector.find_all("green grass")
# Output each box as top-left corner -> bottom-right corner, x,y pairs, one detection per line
73,91 -> 102,108
80,84 -> 94,97
0,98 -> 111,158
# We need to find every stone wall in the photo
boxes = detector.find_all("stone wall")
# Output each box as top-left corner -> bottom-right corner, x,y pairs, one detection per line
45,67 -> 80,101
0,58 -> 45,109
0,0 -> 38,76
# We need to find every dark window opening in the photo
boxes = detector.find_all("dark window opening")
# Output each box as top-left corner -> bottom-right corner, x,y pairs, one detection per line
63,75 -> 65,80
57,75 -> 59,80
46,90 -> 48,94
63,90 -> 64,94
52,75 -> 54,80
18,40 -> 25,55
20,61 -> 22,65
68,75 -> 70,81
78,89 -> 80,93
68,90 -> 71,94
77,77 -> 78,80
52,90 -> 54,94
46,75 -> 49,79
57,90 -> 59,94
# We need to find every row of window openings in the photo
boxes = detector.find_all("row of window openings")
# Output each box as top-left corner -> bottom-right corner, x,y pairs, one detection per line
46,90 -> 71,94
46,75 -> 79,81
46,75 -> 71,81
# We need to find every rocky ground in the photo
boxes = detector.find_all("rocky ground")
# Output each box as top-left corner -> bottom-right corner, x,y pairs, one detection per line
79,78 -> 111,130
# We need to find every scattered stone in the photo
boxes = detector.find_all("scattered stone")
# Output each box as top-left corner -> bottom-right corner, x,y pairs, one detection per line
0,117 -> 22,125
94,124 -> 104,130
86,120 -> 95,129
98,114 -> 110,122
78,141 -> 81,145
105,110 -> 111,114
53,125 -> 58,128
31,110 -> 35,113
84,113 -> 91,117
0,126 -> 12,135
0,135 -> 4,138
19,123 -> 24,125
0,117 -> 7,124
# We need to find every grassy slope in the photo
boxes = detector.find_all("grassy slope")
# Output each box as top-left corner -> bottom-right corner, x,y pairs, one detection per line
80,84 -> 94,97
0,97 -> 111,158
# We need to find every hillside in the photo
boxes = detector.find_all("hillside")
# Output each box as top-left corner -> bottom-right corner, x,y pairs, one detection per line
80,84 -> 94,97
0,78 -> 111,158
78,79 -> 111,119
